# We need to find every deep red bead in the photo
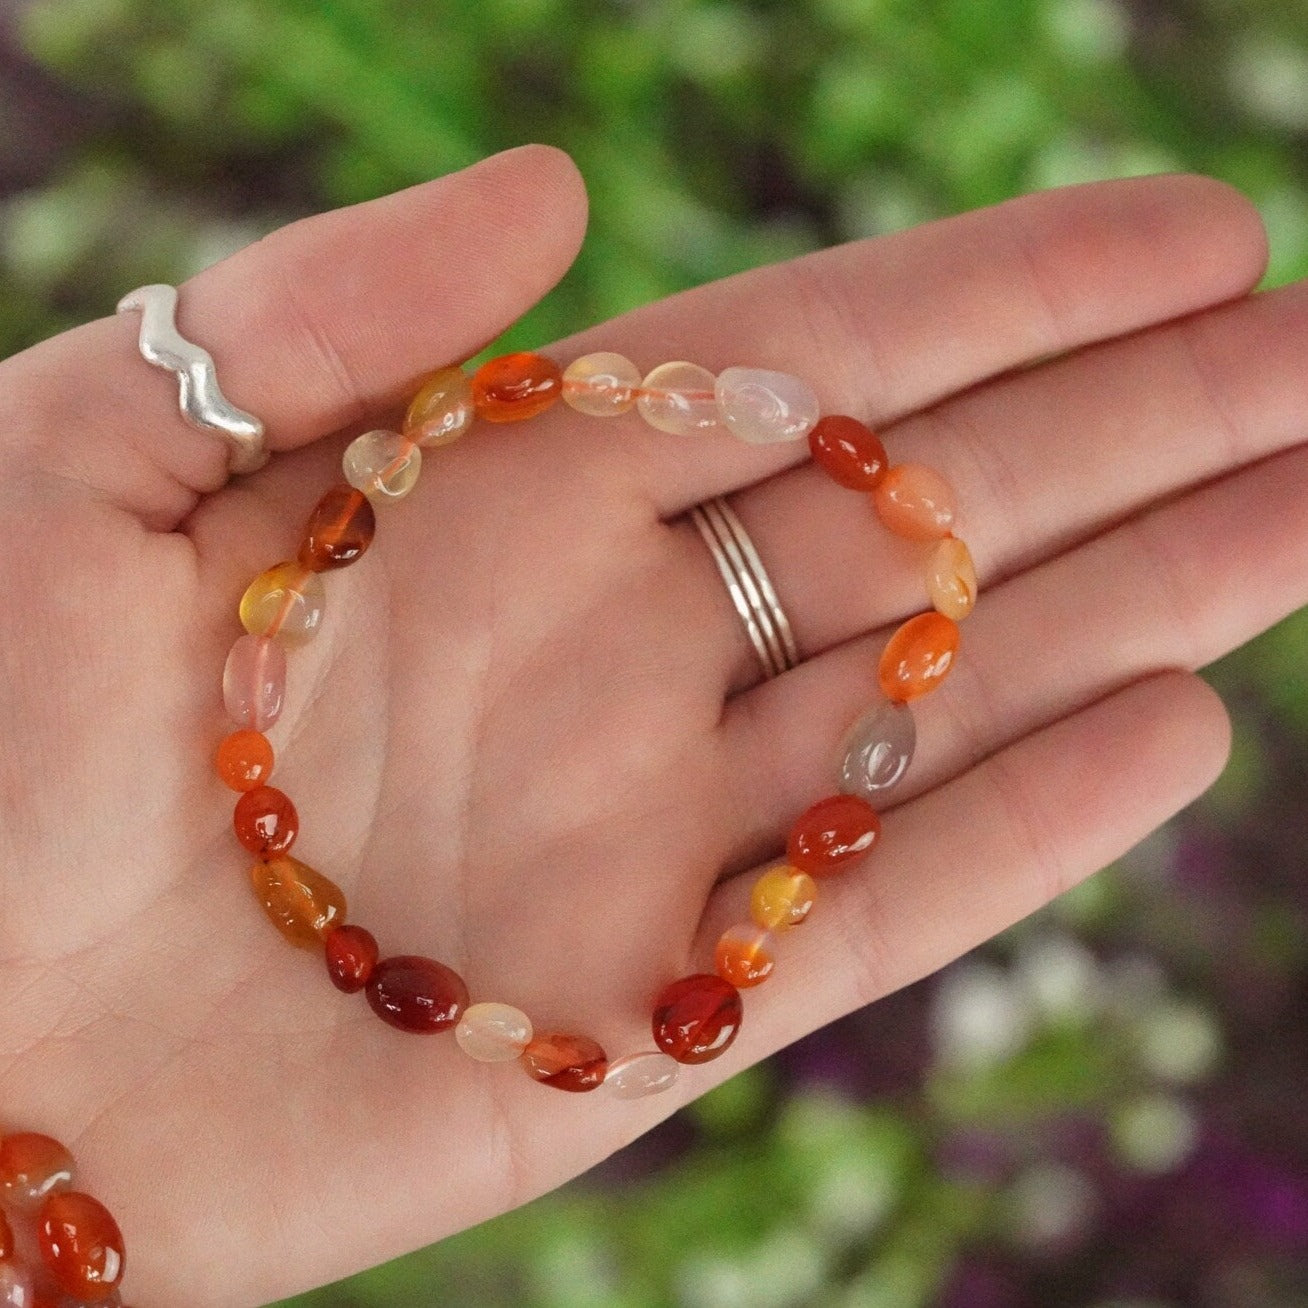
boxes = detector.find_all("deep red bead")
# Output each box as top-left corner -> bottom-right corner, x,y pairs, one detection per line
651,973 -> 743,1064
298,482 -> 377,571
784,790 -> 878,873
324,924 -> 379,993
233,785 -> 299,857
366,955 -> 469,1033
786,793 -> 881,876
37,1190 -> 125,1301
808,414 -> 888,491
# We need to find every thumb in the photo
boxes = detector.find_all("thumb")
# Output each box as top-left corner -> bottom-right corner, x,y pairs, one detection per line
1,144 -> 588,530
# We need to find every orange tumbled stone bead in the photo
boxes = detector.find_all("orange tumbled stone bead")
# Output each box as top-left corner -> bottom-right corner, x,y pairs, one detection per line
0,1209 -> 11,1259
874,463 -> 957,540
250,855 -> 347,948
403,366 -> 475,447
786,794 -> 880,877
298,482 -> 376,572
0,1132 -> 74,1212
749,866 -> 817,931
808,415 -> 888,490
233,785 -> 299,857
470,352 -> 562,423
878,611 -> 960,702
324,923 -> 379,993
651,973 -> 744,1063
715,924 -> 776,988
37,1191 -> 124,1302
214,729 -> 274,792
523,1032 -> 608,1092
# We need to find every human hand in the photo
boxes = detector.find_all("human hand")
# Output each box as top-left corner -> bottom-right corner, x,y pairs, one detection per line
0,144 -> 1291,1305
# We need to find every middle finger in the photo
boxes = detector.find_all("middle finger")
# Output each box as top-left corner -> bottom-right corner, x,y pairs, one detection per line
694,276 -> 1308,693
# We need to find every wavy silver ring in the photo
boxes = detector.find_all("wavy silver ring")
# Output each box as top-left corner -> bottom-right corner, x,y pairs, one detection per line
117,283 -> 269,475
690,496 -> 800,680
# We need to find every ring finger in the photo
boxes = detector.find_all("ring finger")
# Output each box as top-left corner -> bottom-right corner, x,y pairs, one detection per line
715,426 -> 1308,874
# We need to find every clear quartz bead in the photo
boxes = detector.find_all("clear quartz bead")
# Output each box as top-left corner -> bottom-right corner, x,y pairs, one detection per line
838,699 -> 916,799
454,1002 -> 534,1062
714,367 -> 820,444
222,634 -> 287,731
343,429 -> 422,503
603,1050 -> 680,1099
562,352 -> 642,416
636,362 -> 722,436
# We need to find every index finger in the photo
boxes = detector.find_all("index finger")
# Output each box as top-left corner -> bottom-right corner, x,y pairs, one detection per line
542,174 -> 1268,516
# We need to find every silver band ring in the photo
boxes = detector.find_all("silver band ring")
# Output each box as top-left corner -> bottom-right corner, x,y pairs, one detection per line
690,496 -> 800,680
117,283 -> 269,475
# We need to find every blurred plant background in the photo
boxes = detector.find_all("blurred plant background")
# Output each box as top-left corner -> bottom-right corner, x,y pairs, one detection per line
3,0 -> 1307,1304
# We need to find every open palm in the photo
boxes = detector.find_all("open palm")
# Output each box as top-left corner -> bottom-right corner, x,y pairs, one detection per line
1,145 -> 1299,1306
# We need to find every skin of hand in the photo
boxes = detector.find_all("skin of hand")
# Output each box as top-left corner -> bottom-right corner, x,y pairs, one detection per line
0,143 -> 1298,1305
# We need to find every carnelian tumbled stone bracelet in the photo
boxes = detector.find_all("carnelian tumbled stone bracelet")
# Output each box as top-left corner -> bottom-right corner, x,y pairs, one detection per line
215,351 -> 976,1100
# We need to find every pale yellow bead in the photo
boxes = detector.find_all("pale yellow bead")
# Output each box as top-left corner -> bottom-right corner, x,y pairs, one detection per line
749,866 -> 816,932
454,1002 -> 534,1062
343,429 -> 422,503
403,367 -> 474,448
239,561 -> 326,644
636,362 -> 722,436
562,352 -> 642,416
927,536 -> 978,621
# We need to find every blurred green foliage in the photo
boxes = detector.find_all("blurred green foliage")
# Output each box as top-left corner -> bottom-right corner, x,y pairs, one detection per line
4,0 -> 1308,1304
6,0 -> 1308,364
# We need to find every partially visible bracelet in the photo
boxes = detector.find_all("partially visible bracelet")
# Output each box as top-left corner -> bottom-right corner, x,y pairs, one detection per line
0,1128 -> 127,1304
213,347 -> 976,1093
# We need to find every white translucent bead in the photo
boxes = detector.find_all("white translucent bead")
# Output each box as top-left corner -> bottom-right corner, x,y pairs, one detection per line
636,362 -> 722,436
603,1050 -> 680,1099
562,352 -> 642,416
455,1002 -> 534,1062
838,699 -> 916,798
714,367 -> 820,444
343,429 -> 423,503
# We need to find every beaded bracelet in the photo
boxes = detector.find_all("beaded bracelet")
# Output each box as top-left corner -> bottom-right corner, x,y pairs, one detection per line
215,350 -> 976,1096
0,350 -> 973,1307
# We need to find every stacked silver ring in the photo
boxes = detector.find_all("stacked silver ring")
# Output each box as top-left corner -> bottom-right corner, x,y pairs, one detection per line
690,496 -> 800,680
